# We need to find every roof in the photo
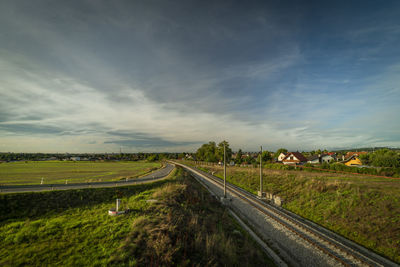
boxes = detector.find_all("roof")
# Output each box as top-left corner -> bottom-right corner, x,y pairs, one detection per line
283,152 -> 308,162
345,151 -> 367,159
307,155 -> 320,161
342,155 -> 360,163
307,154 -> 335,161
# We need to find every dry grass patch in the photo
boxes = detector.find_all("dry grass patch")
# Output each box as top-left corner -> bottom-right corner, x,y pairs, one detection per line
185,161 -> 400,263
110,168 -> 274,266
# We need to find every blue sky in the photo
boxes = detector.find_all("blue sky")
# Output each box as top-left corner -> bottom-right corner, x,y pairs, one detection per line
0,0 -> 399,152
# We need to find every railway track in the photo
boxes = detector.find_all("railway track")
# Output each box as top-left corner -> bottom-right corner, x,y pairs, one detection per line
173,162 -> 398,267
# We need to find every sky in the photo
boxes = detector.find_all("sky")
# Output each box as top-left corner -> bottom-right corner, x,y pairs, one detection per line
0,0 -> 400,153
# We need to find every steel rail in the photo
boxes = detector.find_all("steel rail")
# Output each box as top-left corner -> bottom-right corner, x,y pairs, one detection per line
174,162 -> 393,267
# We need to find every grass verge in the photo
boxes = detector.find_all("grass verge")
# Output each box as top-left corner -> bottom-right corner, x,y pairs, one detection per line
0,167 -> 274,266
184,161 -> 400,263
0,161 -> 161,185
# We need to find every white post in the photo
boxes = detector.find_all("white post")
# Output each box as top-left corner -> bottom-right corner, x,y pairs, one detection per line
41,177 -> 44,185
65,179 -> 68,185
116,199 -> 121,212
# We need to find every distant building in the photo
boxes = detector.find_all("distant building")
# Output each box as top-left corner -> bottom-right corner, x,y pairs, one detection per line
70,157 -> 80,161
277,152 -> 287,162
307,154 -> 335,164
282,152 -> 307,165
344,155 -> 362,166
345,151 -> 368,160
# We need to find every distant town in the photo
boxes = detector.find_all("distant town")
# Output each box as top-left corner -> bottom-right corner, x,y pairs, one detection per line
1,146 -> 399,175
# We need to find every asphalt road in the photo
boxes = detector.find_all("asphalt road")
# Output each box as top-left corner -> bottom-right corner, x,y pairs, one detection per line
0,163 -> 175,194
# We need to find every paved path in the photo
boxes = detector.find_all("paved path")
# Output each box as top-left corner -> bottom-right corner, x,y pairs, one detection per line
0,163 -> 175,194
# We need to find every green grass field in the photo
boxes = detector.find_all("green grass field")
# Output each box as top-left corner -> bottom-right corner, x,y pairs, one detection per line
0,168 -> 273,266
183,161 -> 400,263
0,161 -> 161,185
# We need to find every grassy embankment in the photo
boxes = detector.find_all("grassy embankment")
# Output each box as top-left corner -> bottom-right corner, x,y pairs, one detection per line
0,161 -> 161,185
182,161 -> 400,263
0,167 -> 273,266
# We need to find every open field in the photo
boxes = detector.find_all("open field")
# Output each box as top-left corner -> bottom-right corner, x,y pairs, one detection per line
0,168 -> 273,266
183,161 -> 400,263
0,161 -> 161,185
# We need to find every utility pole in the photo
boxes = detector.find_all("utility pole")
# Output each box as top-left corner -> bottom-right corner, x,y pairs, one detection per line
260,145 -> 263,195
258,146 -> 265,199
224,142 -> 226,198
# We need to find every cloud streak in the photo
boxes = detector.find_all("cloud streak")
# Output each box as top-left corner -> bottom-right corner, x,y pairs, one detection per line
0,0 -> 399,152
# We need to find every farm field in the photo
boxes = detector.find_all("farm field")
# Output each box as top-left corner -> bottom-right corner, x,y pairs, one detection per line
0,168 -> 273,266
182,161 -> 400,263
0,161 -> 161,185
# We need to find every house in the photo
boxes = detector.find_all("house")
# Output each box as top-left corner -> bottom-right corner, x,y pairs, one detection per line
185,154 -> 194,160
344,155 -> 362,166
277,152 -> 287,162
307,154 -> 335,164
282,152 -> 308,165
345,151 -> 367,160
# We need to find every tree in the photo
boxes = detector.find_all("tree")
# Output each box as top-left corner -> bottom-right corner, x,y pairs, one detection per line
359,153 -> 370,165
195,140 -> 232,163
216,140 -> 232,162
243,155 -> 255,165
196,141 -> 217,162
274,148 -> 288,159
261,151 -> 272,162
146,154 -> 158,162
235,149 -> 243,164
370,149 -> 400,167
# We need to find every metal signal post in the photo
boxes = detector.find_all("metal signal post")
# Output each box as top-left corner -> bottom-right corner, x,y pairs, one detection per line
224,143 -> 227,198
260,145 -> 263,194
258,145 -> 265,199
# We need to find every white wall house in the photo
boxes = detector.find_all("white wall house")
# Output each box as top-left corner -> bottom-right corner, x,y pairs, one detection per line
282,152 -> 308,165
277,153 -> 286,162
307,154 -> 335,164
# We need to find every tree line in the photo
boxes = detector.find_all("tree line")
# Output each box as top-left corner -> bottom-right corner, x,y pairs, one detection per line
194,141 -> 289,164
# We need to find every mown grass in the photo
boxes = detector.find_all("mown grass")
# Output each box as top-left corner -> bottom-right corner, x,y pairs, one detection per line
0,167 -> 274,266
0,161 -> 161,185
184,161 -> 400,263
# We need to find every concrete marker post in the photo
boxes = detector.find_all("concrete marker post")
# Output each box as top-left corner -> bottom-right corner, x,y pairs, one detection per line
116,199 -> 121,212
